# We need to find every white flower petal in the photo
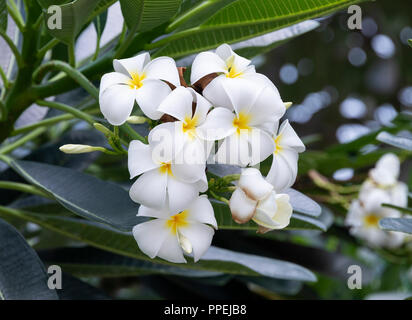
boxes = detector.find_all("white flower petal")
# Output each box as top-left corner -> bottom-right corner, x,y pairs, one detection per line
215,132 -> 250,167
100,84 -> 135,125
137,205 -> 170,219
132,219 -> 169,259
185,195 -> 217,229
167,177 -> 199,214
202,76 -> 234,109
277,120 -> 305,152
129,169 -> 167,209
229,188 -> 257,224
272,194 -> 293,228
135,79 -> 171,120
238,168 -> 273,201
266,149 -> 299,192
99,72 -> 130,99
196,107 -> 236,141
370,153 -> 400,186
249,86 -> 285,125
172,143 -> 207,183
144,56 -> 180,87
248,128 -> 275,166
389,182 -> 408,207
362,188 -> 391,213
113,53 -> 150,76
216,43 -> 251,72
189,89 -> 212,124
221,78 -> 260,115
190,52 -> 227,84
149,122 -> 186,163
157,86 -> 193,121
128,140 -> 159,178
242,72 -> 279,90
253,192 -> 279,227
179,222 -> 215,262
156,231 -> 187,263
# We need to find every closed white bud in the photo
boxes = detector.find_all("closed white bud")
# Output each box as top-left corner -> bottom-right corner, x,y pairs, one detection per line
127,116 -> 148,124
59,144 -> 100,154
238,168 -> 273,201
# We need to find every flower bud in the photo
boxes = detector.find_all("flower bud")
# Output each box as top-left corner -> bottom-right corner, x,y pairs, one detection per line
127,116 -> 148,124
238,168 -> 273,201
59,144 -> 100,154
93,123 -> 112,136
252,192 -> 293,233
229,188 -> 257,224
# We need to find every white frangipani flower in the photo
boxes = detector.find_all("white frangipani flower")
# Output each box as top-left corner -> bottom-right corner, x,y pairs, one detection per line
190,44 -> 277,108
128,140 -> 207,213
99,52 -> 180,125
229,168 -> 293,232
345,189 -> 405,249
359,153 -> 408,207
266,120 -> 306,192
197,79 -> 285,167
133,195 -> 217,263
152,86 -> 213,165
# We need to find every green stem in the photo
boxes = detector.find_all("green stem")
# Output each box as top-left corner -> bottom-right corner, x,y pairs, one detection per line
7,1 -> 25,31
0,181 -> 52,199
0,127 -> 47,155
11,108 -> 100,136
209,190 -> 230,205
32,60 -> 99,100
68,43 -> 76,67
92,35 -> 101,61
222,174 -> 241,183
0,100 -> 7,121
37,38 -> 60,60
36,100 -> 95,125
0,29 -> 24,67
120,123 -> 146,143
165,0 -> 215,33
0,65 -> 8,89
114,23 -> 139,58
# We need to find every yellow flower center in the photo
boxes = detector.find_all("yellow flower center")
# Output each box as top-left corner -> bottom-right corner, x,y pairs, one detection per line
233,112 -> 251,135
363,214 -> 380,228
182,116 -> 198,139
159,162 -> 173,176
128,72 -> 145,89
225,56 -> 243,78
274,134 -> 283,154
166,210 -> 189,235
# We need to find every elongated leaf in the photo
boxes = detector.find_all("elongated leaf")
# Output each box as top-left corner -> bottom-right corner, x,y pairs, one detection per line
382,203 -> 412,216
380,218 -> 412,235
5,159 -> 142,231
0,208 -> 315,282
377,131 -> 412,151
0,218 -> 58,300
152,0 -> 369,58
285,188 -> 321,217
40,0 -> 101,44
212,200 -> 326,231
93,11 -> 108,40
120,0 -> 182,32
234,20 -> 320,58
0,0 -> 7,32
39,247 -> 222,278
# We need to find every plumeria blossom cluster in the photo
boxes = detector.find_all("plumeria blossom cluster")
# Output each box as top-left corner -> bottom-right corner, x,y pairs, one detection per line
98,44 -> 305,263
345,153 -> 408,248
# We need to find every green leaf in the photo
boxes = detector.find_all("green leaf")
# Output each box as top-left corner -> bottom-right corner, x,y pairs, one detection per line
285,188 -> 321,217
408,39 -> 412,48
5,159 -> 142,231
212,200 -> 326,231
377,131 -> 412,151
0,218 -> 59,300
93,10 -> 108,39
152,0 -> 369,58
120,0 -> 182,33
39,0 -> 102,44
0,208 -> 316,282
380,218 -> 412,235
382,203 -> 412,216
0,0 -> 7,32
234,20 -> 320,59
40,246 -> 222,278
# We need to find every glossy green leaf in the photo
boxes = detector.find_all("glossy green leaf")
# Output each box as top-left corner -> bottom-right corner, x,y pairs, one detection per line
39,0 -> 102,44
377,131 -> 412,151
379,218 -> 412,235
0,218 -> 58,300
40,246 -> 222,278
5,159 -> 142,231
93,10 -> 108,40
285,188 -> 321,217
152,0 -> 369,58
120,0 -> 182,32
0,0 -> 7,32
0,208 -> 315,282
